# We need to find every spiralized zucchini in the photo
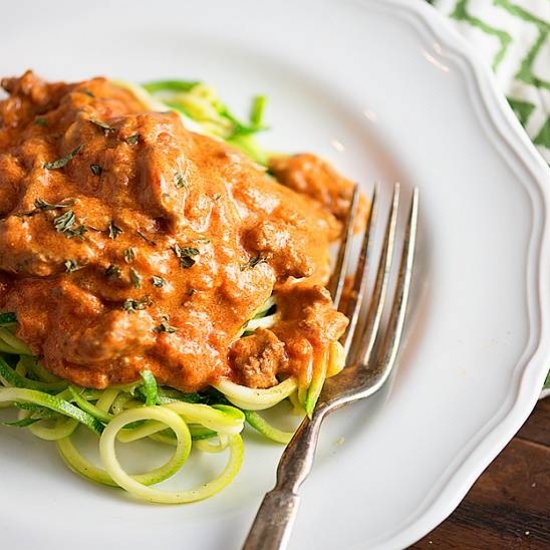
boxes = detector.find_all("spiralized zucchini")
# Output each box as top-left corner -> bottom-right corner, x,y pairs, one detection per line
0,304 -> 345,502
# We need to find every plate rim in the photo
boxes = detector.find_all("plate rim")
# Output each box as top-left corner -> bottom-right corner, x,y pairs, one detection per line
363,0 -> 550,546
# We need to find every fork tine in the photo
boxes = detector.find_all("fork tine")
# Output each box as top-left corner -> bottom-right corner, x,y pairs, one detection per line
328,184 -> 360,309
340,186 -> 377,355
373,187 -> 419,378
349,183 -> 400,365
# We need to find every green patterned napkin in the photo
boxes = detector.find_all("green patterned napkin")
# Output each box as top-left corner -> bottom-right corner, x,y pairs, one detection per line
432,0 -> 550,395
434,0 -> 550,164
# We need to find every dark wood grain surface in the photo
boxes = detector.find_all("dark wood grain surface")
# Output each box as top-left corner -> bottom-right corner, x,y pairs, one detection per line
411,399 -> 550,549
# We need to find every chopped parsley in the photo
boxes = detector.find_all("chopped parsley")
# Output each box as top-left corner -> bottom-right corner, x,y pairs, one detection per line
108,220 -> 123,240
35,198 -> 76,211
44,144 -> 83,170
89,118 -> 115,134
90,163 -> 103,176
154,320 -> 178,334
53,210 -> 76,232
52,210 -> 87,239
171,244 -> 199,268
35,117 -> 48,127
129,268 -> 142,289
126,134 -> 140,145
137,230 -> 157,246
241,253 -> 268,271
123,247 -> 136,263
105,264 -> 122,278
65,225 -> 88,239
81,88 -> 95,98
123,296 -> 152,313
174,171 -> 187,189
151,276 -> 166,288
64,259 -> 80,273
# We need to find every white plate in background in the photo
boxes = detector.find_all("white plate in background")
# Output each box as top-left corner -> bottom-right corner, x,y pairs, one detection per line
0,0 -> 549,548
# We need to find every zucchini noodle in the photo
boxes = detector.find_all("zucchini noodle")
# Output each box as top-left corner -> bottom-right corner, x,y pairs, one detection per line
99,407 -> 243,504
0,79 -> 348,504
213,377 -> 298,411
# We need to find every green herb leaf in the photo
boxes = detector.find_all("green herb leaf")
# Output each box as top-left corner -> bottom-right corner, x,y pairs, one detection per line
151,276 -> 166,288
105,264 -> 122,278
35,198 -> 76,211
123,296 -> 152,313
126,134 -> 140,145
174,171 -> 187,189
64,259 -> 80,273
53,210 -> 76,232
171,244 -> 199,268
90,163 -> 103,176
89,118 -> 115,134
82,88 -> 95,98
44,144 -> 83,170
129,268 -> 142,289
186,288 -> 196,296
241,253 -> 268,271
108,220 -> 123,240
137,230 -> 157,246
35,117 -> 48,127
65,225 -> 88,240
123,247 -> 136,263
153,320 -> 178,334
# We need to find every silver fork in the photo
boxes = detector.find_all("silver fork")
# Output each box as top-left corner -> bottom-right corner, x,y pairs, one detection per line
241,183 -> 420,550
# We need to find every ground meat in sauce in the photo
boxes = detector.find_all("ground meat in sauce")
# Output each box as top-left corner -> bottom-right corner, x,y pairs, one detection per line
0,71 -> 352,391
230,328 -> 287,388
269,153 -> 369,230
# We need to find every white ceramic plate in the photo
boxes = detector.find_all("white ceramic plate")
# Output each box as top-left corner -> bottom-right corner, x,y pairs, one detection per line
1,0 -> 549,548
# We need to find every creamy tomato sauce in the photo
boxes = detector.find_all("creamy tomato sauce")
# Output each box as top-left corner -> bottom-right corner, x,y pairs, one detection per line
0,72 -> 351,392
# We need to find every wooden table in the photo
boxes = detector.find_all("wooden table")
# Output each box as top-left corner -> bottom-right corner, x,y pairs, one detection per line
412,399 -> 550,548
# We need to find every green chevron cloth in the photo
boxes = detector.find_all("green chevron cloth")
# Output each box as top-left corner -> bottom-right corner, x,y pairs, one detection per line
433,0 -> 550,165
432,1 -> 550,394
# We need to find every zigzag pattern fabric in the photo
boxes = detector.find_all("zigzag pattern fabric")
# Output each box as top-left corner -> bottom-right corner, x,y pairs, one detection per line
436,0 -> 550,164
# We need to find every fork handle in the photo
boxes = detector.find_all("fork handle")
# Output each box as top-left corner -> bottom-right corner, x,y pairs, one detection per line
242,409 -> 326,550
241,489 -> 300,550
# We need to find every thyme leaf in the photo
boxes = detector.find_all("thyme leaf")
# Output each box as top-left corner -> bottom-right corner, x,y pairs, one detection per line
153,321 -> 178,334
241,253 -> 268,271
129,268 -> 142,289
90,163 -> 103,176
137,230 -> 157,246
151,276 -> 166,288
44,144 -> 83,170
53,210 -> 76,232
108,220 -> 123,240
123,247 -> 136,263
35,198 -> 76,211
123,296 -> 152,313
105,264 -> 122,278
64,259 -> 81,273
171,244 -> 199,268
126,134 -> 140,145
89,118 -> 115,134
174,171 -> 187,189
